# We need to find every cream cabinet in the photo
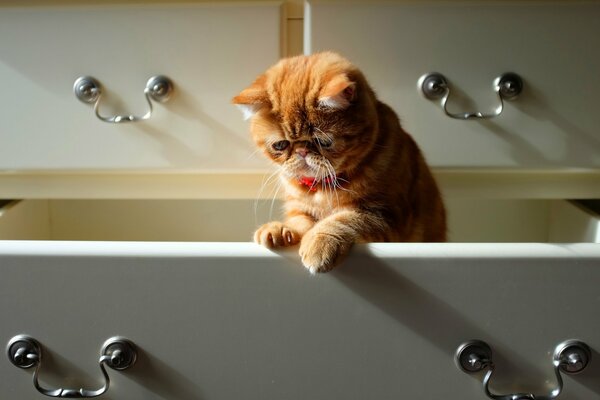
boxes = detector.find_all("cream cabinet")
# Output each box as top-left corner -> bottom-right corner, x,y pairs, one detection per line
2,240 -> 600,400
1,199 -> 600,399
0,2 -> 280,171
306,0 -> 600,168
1,1 -> 600,399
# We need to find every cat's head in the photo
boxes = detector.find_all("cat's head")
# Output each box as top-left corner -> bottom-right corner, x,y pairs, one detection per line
233,52 -> 377,187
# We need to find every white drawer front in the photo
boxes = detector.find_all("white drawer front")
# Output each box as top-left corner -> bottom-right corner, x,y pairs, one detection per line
306,1 -> 600,169
1,242 -> 599,399
0,3 -> 280,171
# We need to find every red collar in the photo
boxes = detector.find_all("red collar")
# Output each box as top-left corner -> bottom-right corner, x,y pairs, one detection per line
298,175 -> 340,192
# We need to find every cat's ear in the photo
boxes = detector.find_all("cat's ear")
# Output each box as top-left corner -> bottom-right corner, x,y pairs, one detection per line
318,74 -> 356,110
232,75 -> 270,120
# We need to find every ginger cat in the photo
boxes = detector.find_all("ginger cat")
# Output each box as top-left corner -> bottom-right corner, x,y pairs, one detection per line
233,52 -> 446,274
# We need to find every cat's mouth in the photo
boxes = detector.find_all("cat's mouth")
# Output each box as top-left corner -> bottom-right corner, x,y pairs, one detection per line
293,166 -> 331,181
285,154 -> 343,186
286,157 -> 318,178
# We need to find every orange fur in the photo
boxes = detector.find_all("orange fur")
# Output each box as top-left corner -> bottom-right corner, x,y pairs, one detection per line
234,52 -> 446,273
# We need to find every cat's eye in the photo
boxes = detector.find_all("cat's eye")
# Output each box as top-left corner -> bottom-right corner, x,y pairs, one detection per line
272,140 -> 290,151
314,137 -> 333,148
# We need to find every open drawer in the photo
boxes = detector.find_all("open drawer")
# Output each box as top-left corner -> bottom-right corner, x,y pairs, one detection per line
1,199 -> 599,399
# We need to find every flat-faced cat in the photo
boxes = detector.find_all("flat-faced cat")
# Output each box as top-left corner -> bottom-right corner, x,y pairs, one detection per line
233,52 -> 446,274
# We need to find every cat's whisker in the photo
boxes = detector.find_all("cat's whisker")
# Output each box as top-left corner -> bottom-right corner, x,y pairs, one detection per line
324,160 -> 356,196
269,179 -> 283,220
246,147 -> 263,160
317,162 -> 332,200
308,178 -> 318,193
323,160 -> 337,182
257,168 -> 281,198
312,135 -> 327,156
254,167 -> 282,224
333,178 -> 355,194
332,176 -> 355,193
314,126 -> 334,142
326,177 -> 336,207
315,141 -> 323,154
324,162 -> 342,207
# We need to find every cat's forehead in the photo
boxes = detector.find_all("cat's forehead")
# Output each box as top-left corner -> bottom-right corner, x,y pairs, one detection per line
268,57 -> 354,115
267,59 -> 327,111
269,82 -> 316,117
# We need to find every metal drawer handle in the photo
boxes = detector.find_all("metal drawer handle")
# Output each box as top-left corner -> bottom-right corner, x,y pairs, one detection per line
7,335 -> 137,398
419,72 -> 523,120
456,339 -> 591,400
74,75 -> 174,123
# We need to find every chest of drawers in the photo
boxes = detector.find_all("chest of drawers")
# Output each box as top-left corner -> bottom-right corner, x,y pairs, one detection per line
1,1 -> 600,399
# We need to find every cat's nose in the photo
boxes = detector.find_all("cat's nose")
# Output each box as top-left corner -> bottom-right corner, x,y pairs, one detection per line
296,148 -> 308,158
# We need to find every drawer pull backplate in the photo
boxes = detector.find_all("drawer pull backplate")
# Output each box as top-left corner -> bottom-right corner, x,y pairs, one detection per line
419,72 -> 523,120
74,75 -> 174,123
6,335 -> 137,398
455,339 -> 591,400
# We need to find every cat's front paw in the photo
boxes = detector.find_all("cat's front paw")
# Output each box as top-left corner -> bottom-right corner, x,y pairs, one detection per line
254,221 -> 301,248
299,230 -> 351,274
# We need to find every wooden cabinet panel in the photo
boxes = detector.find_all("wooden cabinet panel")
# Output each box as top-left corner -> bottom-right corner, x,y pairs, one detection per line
306,1 -> 600,168
0,3 -> 281,171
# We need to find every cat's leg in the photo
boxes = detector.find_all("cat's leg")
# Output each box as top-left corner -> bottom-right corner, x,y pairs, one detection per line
299,210 -> 385,274
254,213 -> 315,248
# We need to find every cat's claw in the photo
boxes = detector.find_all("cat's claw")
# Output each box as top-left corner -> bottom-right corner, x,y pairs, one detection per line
299,231 -> 350,274
254,222 -> 300,248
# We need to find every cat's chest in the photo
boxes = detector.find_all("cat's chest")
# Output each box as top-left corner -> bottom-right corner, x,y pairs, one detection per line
303,191 -> 347,220
286,184 -> 353,220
